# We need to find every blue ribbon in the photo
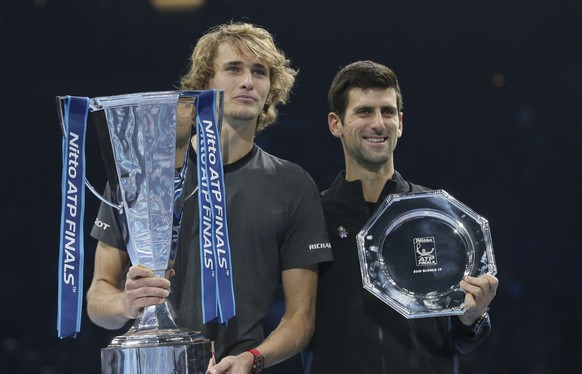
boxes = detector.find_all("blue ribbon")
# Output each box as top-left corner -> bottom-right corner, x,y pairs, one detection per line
57,96 -> 89,338
196,90 -> 236,324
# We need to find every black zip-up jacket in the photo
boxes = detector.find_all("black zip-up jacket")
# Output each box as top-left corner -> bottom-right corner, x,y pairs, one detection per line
309,171 -> 490,374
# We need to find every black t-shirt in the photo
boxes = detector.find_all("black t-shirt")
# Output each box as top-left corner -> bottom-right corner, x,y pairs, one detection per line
91,144 -> 332,359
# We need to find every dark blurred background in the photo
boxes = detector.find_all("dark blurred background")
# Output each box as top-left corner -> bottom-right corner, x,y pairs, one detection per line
1,0 -> 581,373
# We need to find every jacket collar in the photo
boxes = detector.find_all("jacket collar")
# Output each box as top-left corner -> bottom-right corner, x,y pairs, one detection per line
322,170 -> 411,204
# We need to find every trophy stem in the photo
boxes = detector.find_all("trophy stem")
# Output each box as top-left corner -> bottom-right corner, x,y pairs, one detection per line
108,298 -> 194,348
135,302 -> 178,332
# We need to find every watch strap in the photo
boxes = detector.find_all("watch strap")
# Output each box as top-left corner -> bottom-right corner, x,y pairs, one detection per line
248,348 -> 264,373
461,311 -> 490,337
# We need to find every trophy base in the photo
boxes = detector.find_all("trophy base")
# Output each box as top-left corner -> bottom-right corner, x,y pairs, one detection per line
101,338 -> 211,374
109,328 -> 201,347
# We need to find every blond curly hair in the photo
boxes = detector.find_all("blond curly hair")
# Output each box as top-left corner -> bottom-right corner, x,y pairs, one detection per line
180,22 -> 297,133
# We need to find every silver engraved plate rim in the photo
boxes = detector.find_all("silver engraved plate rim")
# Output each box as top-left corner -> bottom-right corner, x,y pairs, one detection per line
356,189 -> 497,319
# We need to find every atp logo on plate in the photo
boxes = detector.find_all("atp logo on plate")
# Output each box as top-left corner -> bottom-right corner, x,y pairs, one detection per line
413,237 -> 437,266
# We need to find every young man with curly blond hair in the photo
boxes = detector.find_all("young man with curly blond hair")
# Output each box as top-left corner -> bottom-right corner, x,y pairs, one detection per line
87,22 -> 332,374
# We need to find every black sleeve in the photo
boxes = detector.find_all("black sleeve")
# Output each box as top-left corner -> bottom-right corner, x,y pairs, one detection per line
450,312 -> 492,354
89,183 -> 127,251
279,169 -> 333,269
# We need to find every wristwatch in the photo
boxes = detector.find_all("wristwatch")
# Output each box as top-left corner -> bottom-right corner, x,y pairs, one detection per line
248,348 -> 264,374
464,312 -> 490,336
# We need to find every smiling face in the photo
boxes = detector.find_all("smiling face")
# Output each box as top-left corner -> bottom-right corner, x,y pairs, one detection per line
207,43 -> 271,130
329,87 -> 403,175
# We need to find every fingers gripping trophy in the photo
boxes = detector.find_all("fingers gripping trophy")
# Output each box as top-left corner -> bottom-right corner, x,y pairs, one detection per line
57,91 -> 224,373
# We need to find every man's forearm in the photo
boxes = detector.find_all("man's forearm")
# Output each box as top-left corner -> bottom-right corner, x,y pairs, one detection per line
256,311 -> 314,367
86,280 -> 131,330
254,266 -> 318,367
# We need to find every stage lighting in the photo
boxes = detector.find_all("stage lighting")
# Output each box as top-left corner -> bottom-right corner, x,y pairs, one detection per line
150,0 -> 206,12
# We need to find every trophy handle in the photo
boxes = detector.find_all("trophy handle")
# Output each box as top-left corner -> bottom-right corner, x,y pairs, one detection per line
84,178 -> 122,211
56,96 -> 123,212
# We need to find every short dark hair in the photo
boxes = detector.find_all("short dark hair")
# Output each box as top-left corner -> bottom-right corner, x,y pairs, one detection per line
328,60 -> 403,119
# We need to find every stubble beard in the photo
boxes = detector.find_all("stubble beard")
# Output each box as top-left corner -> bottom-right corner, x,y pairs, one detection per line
352,140 -> 392,168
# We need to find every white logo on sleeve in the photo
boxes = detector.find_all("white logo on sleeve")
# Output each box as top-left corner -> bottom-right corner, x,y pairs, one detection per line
308,242 -> 331,251
94,218 -> 111,230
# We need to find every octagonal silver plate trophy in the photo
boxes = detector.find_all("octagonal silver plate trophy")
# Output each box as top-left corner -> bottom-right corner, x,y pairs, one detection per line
57,91 -> 217,373
356,190 -> 497,319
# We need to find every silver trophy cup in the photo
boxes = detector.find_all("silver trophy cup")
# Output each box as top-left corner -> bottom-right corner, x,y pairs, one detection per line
58,91 -> 218,373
